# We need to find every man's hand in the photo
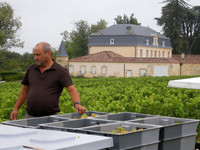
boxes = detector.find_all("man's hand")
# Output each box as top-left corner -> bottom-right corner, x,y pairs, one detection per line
74,104 -> 86,114
10,85 -> 28,120
10,109 -> 18,120
66,85 -> 86,114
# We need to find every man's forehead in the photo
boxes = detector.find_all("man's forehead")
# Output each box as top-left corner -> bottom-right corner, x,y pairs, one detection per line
33,48 -> 43,54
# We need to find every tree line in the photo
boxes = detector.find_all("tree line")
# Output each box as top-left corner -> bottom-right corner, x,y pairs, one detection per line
0,0 -> 200,72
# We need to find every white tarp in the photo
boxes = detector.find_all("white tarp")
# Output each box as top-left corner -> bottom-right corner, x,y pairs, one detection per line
167,77 -> 200,89
0,124 -> 113,150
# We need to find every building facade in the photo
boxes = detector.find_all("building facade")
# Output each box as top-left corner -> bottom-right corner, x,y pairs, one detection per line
56,24 -> 200,78
88,24 -> 172,58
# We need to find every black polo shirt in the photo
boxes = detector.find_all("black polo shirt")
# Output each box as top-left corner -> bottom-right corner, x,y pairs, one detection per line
21,61 -> 73,117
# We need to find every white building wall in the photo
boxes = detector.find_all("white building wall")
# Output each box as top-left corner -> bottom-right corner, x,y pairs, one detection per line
69,62 -> 180,78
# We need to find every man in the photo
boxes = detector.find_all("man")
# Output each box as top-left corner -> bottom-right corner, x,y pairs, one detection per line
10,42 -> 85,120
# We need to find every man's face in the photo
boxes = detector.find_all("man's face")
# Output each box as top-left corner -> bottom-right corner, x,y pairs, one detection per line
33,45 -> 49,67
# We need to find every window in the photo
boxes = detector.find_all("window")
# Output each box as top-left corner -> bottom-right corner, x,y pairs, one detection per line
162,51 -> 165,57
69,66 -> 74,74
151,50 -> 153,57
154,39 -> 157,44
127,70 -> 132,77
168,52 -> 170,58
110,39 -> 115,45
154,51 -> 157,58
140,69 -> 147,77
146,50 -> 149,58
102,66 -> 107,75
159,51 -> 161,58
57,59 -> 62,62
146,39 -> 149,45
91,66 -> 96,74
140,49 -> 143,57
153,35 -> 158,46
162,41 -> 165,47
81,66 -> 85,74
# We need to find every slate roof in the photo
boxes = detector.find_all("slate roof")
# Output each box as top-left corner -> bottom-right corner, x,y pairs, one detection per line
68,51 -> 180,64
56,40 -> 68,57
88,24 -> 172,48
92,24 -> 167,38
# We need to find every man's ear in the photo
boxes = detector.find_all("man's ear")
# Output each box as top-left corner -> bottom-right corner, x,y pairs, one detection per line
47,51 -> 52,57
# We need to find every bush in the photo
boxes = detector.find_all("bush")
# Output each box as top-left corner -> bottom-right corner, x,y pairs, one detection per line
1,72 -> 24,81
4,74 -> 24,82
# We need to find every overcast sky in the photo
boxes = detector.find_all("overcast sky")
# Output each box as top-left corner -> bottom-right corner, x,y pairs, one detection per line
2,0 -> 200,54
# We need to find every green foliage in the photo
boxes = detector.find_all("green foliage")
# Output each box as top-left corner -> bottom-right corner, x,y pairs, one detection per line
0,82 -> 25,122
61,20 -> 90,58
155,0 -> 200,54
1,76 -> 200,135
0,2 -> 24,50
114,13 -> 141,25
3,74 -> 24,82
61,19 -> 108,58
0,50 -> 34,72
1,72 -> 24,82
90,19 -> 108,34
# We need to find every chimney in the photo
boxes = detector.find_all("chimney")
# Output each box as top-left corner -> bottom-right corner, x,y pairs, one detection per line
126,26 -> 132,35
181,53 -> 185,58
97,27 -> 102,35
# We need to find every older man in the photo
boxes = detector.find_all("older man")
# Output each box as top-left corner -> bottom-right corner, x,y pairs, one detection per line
10,42 -> 85,120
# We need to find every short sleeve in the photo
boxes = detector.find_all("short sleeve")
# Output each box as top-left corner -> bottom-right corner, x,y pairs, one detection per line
59,68 -> 73,87
21,66 -> 31,85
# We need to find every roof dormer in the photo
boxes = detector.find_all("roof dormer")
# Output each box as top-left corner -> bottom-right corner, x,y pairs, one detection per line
126,26 -> 132,35
153,34 -> 158,46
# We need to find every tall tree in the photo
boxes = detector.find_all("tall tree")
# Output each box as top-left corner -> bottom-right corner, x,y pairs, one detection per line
190,6 -> 200,54
61,19 -> 107,58
90,19 -> 107,34
0,2 -> 24,51
155,0 -> 200,54
0,50 -> 22,71
60,31 -> 73,58
181,6 -> 200,54
61,20 -> 90,58
114,13 -> 141,25
20,52 -> 34,70
70,20 -> 90,57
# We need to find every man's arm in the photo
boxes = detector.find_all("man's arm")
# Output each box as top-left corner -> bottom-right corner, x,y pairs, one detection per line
10,85 -> 29,120
65,85 -> 86,114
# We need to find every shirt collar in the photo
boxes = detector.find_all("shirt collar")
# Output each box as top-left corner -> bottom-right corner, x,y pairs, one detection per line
34,59 -> 56,71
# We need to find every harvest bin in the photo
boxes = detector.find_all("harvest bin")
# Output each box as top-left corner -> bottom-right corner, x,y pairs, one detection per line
77,122 -> 161,150
129,116 -> 199,140
159,134 -> 197,150
129,116 -> 199,150
39,118 -> 116,132
2,116 -> 68,128
95,112 -> 156,121
54,111 -> 109,119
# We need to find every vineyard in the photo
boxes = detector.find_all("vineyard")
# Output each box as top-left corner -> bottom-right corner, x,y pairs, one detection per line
1,76 -> 200,135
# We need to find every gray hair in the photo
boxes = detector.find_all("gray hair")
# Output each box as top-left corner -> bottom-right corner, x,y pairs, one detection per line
43,43 -> 52,55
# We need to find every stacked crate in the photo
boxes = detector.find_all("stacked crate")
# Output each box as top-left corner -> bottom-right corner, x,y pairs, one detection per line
2,111 -> 199,150
130,116 -> 199,150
